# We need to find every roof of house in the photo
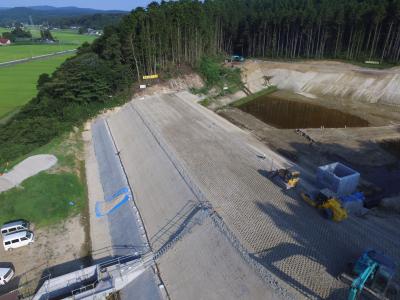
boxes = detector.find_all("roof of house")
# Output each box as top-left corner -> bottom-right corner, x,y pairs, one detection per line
0,38 -> 10,44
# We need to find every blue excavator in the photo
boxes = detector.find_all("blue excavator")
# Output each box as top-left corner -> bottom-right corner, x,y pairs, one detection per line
341,250 -> 398,300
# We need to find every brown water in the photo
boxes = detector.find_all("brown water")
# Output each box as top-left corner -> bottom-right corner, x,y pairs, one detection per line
239,95 -> 369,129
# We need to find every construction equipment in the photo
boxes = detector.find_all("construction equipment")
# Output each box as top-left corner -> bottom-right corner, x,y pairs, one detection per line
300,188 -> 348,222
270,169 -> 300,189
340,249 -> 397,300
230,55 -> 244,62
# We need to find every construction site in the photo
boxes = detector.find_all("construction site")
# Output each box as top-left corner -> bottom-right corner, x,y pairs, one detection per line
102,59 -> 400,300
71,57 -> 400,299
2,59 -> 399,300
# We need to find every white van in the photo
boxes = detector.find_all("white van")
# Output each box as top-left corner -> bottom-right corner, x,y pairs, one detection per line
0,267 -> 14,285
3,231 -> 34,251
1,220 -> 29,236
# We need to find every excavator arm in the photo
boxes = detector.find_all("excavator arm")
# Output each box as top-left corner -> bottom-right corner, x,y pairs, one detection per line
348,262 -> 378,300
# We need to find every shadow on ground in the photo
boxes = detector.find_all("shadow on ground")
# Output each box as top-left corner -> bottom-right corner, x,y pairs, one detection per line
251,139 -> 400,299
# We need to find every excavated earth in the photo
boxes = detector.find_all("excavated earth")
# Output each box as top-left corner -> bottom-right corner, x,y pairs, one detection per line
220,60 -> 400,199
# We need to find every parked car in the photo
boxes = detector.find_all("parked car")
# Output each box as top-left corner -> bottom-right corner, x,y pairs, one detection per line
3,231 -> 34,251
1,220 -> 30,237
0,267 -> 14,285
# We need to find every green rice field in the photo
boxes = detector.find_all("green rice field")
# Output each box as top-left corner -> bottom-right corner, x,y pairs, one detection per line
0,27 -> 96,119
0,54 -> 73,118
0,27 -> 96,62
0,44 -> 77,63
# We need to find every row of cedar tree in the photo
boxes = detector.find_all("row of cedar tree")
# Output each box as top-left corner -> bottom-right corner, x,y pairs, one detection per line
1,0 -> 400,163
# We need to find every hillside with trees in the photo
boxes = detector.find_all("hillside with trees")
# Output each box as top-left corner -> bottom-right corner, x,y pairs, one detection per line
0,6 -> 126,27
1,0 -> 400,164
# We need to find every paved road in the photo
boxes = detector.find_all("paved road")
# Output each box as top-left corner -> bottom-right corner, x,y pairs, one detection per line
91,119 -> 162,300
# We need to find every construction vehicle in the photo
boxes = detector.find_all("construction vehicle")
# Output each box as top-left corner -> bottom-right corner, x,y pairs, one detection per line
340,249 -> 397,300
300,188 -> 348,222
270,169 -> 300,189
231,55 -> 244,62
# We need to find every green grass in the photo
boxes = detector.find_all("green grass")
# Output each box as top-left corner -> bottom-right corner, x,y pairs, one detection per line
0,129 -> 87,228
230,85 -> 278,107
53,30 -> 97,44
0,54 -> 73,118
26,27 -> 97,44
0,172 -> 85,227
195,56 -> 244,95
0,44 -> 76,63
0,27 -> 96,63
199,98 -> 212,107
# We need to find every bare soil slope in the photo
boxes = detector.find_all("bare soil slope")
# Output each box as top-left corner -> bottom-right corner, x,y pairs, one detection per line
243,60 -> 400,106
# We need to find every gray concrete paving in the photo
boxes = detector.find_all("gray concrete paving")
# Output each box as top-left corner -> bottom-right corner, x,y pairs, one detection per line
0,154 -> 57,192
83,125 -> 112,261
92,119 -> 147,256
91,119 -> 162,300
158,216 -> 282,300
113,91 -> 400,299
107,104 -> 198,252
120,269 -> 163,300
106,98 -> 294,299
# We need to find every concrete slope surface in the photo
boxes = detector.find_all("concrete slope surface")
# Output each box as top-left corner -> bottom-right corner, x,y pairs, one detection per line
244,60 -> 400,106
0,154 -> 57,193
91,119 -> 164,300
107,96 -> 295,299
106,91 -> 400,300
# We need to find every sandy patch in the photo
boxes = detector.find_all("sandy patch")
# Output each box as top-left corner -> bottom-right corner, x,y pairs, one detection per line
0,215 -> 86,297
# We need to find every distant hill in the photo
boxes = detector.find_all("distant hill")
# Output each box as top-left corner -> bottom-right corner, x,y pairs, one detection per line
0,6 -> 127,27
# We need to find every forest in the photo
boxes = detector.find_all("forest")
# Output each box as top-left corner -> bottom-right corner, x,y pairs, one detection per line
1,0 -> 400,164
107,0 -> 400,79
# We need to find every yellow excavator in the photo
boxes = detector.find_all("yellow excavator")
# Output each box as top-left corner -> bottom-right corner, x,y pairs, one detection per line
301,188 -> 348,222
270,169 -> 300,189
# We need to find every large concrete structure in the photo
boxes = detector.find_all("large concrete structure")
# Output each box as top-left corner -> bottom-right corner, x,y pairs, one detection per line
105,91 -> 400,299
28,90 -> 400,300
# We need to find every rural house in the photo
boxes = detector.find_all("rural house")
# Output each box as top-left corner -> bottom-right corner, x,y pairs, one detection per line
0,38 -> 11,46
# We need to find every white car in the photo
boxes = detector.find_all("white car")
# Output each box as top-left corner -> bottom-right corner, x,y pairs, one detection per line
3,230 -> 34,251
0,267 -> 14,285
1,220 -> 30,236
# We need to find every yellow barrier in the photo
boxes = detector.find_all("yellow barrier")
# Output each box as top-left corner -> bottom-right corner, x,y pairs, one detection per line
143,74 -> 159,79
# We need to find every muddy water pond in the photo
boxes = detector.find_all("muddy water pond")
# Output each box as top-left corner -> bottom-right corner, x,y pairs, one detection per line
239,94 -> 369,129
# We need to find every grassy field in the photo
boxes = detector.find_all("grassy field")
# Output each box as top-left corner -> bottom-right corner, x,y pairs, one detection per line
28,27 -> 97,44
0,173 -> 85,227
0,131 -> 87,228
0,44 -> 76,63
0,27 -> 96,63
0,54 -> 73,118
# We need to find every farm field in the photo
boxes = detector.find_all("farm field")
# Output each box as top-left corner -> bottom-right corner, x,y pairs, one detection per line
28,27 -> 97,44
0,44 -> 76,62
0,54 -> 73,118
0,28 -> 96,62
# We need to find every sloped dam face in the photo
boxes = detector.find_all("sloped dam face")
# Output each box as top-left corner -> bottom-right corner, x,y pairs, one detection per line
239,94 -> 369,129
